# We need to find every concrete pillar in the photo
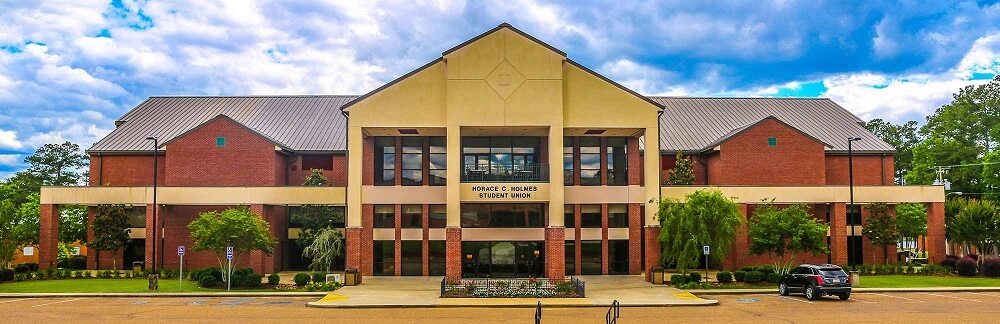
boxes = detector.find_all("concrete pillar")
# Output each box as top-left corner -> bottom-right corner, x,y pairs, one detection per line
830,203 -> 848,266
39,204 -> 60,270
926,202 -> 946,264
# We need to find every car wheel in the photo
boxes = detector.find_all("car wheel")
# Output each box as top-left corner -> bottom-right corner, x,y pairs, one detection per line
839,292 -> 850,300
778,282 -> 788,296
805,285 -> 820,301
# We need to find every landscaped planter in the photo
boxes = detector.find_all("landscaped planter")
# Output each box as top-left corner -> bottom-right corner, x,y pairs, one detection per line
440,277 -> 585,298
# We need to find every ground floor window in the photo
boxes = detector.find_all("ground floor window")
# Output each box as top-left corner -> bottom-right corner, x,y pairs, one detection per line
400,241 -> 422,276
429,240 -> 446,276
461,241 -> 543,278
609,240 -> 629,275
580,240 -> 602,275
373,240 -> 395,276
565,241 -> 575,276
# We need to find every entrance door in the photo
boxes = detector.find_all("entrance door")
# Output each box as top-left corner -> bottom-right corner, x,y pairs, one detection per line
491,242 -> 516,278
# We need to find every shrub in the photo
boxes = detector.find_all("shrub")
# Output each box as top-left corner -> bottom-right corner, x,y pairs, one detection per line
765,272 -> 781,283
967,253 -> 980,262
0,269 -> 13,282
739,266 -> 755,272
235,267 -> 254,277
688,272 -> 702,283
230,273 -> 247,287
159,268 -> 174,279
198,274 -> 218,287
199,267 -> 223,282
756,265 -> 776,274
717,271 -> 733,283
733,271 -> 747,282
84,270 -> 92,278
906,265 -> 915,274
956,257 -> 978,276
669,274 -> 688,285
294,272 -> 310,286
14,264 -> 30,273
267,273 -> 281,285
246,274 -> 263,287
67,256 -> 87,270
982,258 -> 1000,278
941,255 -> 960,269
312,272 -> 327,284
745,271 -> 764,283
305,281 -> 342,292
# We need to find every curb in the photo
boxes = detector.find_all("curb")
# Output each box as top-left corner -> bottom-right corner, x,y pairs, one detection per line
306,301 -> 720,308
0,292 -> 329,298
689,287 -> 1000,295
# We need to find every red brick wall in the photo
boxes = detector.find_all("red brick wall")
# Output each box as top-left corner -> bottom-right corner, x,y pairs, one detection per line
89,154 -> 165,186
643,226 -> 660,282
38,204 -> 59,270
544,227 -> 565,279
718,119 -> 827,185
165,118 -> 280,186
362,136 -> 374,186
706,153 -> 721,185
627,137 -> 642,185
445,227 -> 462,281
660,153 -> 708,185
152,205 -> 282,274
286,154 -> 348,186
926,202 -> 946,264
825,155 -> 894,185
627,203 -> 642,274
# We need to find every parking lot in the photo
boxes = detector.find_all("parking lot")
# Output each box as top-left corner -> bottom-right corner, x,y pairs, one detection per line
3,292 -> 1000,323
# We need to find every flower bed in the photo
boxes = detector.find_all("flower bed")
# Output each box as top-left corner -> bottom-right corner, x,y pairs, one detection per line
440,277 -> 585,298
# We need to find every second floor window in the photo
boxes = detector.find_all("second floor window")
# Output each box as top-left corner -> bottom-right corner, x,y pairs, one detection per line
375,137 -> 395,186
401,137 -> 423,186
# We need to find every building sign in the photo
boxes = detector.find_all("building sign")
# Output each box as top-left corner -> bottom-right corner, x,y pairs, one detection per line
461,183 -> 549,201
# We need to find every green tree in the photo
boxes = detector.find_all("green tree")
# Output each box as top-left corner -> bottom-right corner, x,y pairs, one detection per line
302,228 -> 344,272
747,201 -> 829,273
0,199 -> 24,268
908,75 -> 1000,195
59,205 -> 88,244
23,141 -> 89,187
656,190 -> 742,272
14,194 -> 40,248
88,204 -> 131,270
665,151 -> 696,185
861,203 -> 900,264
0,173 -> 42,207
865,119 -> 920,184
947,199 -> 1000,256
291,170 -> 344,248
895,203 -> 927,255
188,205 -> 278,283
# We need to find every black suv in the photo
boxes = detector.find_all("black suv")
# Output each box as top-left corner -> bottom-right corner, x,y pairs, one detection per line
778,264 -> 852,300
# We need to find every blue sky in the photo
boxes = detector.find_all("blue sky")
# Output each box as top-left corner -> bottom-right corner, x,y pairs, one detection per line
0,0 -> 999,178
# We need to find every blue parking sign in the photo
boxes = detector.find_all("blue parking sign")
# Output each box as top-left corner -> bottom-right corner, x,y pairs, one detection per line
703,245 -> 710,255
178,246 -> 185,256
226,246 -> 233,260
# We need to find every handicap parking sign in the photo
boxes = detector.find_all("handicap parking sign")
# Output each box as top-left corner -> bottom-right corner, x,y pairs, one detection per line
178,246 -> 185,256
226,246 -> 233,260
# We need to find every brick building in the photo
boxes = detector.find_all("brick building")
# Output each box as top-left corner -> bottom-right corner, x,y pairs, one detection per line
38,24 -> 944,281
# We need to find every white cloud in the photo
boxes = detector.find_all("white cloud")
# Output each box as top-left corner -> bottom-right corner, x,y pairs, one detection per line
0,154 -> 18,165
597,58 -> 689,96
0,129 -> 24,150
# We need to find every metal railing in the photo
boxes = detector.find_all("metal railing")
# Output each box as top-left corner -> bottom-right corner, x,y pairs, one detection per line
606,300 -> 620,324
461,163 -> 548,182
440,277 -> 585,298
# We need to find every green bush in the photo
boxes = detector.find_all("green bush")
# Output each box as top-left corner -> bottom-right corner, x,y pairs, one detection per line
267,273 -> 281,285
14,264 -> 30,273
246,274 -> 263,287
67,256 -> 87,270
0,269 -> 13,282
230,273 -> 247,287
716,271 -> 733,283
198,274 -> 218,287
739,266 -> 755,272
305,281 -> 342,292
745,271 -> 764,283
957,257 -> 978,276
294,272 -> 310,286
669,274 -> 688,285
733,270 -> 747,282
756,265 -> 776,274
311,272 -> 327,284
765,272 -> 781,283
688,272 -> 701,283
235,267 -> 254,277
199,267 -> 223,282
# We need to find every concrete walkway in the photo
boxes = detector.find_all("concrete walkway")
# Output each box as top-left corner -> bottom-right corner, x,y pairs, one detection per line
307,275 -> 718,308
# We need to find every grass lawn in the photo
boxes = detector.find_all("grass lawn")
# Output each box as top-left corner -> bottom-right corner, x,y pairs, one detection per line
0,279 -> 293,293
856,275 -> 1000,288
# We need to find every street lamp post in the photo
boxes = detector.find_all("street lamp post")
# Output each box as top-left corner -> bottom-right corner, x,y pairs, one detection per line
847,137 -> 862,266
146,136 -> 159,290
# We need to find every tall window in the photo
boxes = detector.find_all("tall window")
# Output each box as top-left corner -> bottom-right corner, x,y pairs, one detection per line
374,205 -> 394,228
609,240 -> 629,275
373,241 -> 394,276
608,204 -> 628,228
581,205 -> 601,228
564,137 -> 574,185
462,136 -> 541,181
564,205 -> 575,228
565,242 -> 576,275
579,137 -> 601,185
375,137 -> 395,185
428,137 -> 447,185
428,241 -> 447,276
607,137 -> 627,186
401,205 -> 422,228
400,241 -> 423,276
401,137 -> 423,185
429,205 -> 447,228
460,204 -> 544,228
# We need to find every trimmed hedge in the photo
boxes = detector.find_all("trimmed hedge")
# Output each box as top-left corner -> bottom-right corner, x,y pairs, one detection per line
733,270 -> 747,282
982,257 -> 1000,278
670,274 -> 688,285
940,255 -> 959,269
267,273 -> 281,285
956,257 -> 978,276
294,272 -> 311,286
744,271 -> 764,283
198,274 -> 217,287
716,271 -> 733,283
311,272 -> 327,284
246,274 -> 263,287
688,272 -> 701,283
765,272 -> 781,283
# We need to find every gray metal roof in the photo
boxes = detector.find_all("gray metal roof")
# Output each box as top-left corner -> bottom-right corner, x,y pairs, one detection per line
651,97 -> 895,153
89,96 -> 355,153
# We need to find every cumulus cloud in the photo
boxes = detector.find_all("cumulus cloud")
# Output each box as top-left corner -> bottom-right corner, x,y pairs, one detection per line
0,129 -> 23,150
0,154 -> 18,165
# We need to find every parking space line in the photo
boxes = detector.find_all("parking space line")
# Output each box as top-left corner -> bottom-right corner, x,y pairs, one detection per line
768,295 -> 813,304
867,293 -> 923,302
920,293 -> 982,302
849,297 -> 874,303
32,298 -> 83,307
0,298 -> 36,304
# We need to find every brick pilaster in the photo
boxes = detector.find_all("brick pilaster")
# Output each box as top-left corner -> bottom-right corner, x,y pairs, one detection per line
144,204 -> 159,271
361,204 -> 374,276
39,204 -> 60,270
601,204 -> 609,275
445,227 -> 462,281
628,203 -> 642,274
725,203 -> 750,270
830,203 -> 848,266
362,136 -> 374,185
627,137 -> 641,185
345,227 -> 362,271
926,202 -> 946,264
545,227 -> 566,279
422,204 -> 429,276
643,226 -> 660,282
394,204 -> 402,276
248,204 -> 268,274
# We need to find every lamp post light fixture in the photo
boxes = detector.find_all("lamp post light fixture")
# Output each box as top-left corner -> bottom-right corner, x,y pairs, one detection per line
146,136 -> 159,290
847,137 -> 862,266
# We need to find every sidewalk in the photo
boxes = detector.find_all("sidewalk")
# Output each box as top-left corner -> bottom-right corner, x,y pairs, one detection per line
690,286 -> 1000,295
306,275 -> 718,308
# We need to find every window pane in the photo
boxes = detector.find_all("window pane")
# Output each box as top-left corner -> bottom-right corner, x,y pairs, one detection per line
429,205 -> 447,228
428,170 -> 446,186
402,205 -> 422,228
565,242 -> 576,275
581,205 -> 601,228
463,137 -> 490,154
400,241 -> 422,276
580,241 -> 602,275
564,205 -> 575,228
580,154 -> 600,170
429,137 -> 447,153
429,154 -> 446,170
609,204 -> 628,228
401,170 -> 422,186
380,170 -> 395,185
374,205 -> 394,228
428,240 -> 447,276
382,154 -> 395,169
580,137 -> 600,153
402,153 -> 422,169
512,137 -> 537,154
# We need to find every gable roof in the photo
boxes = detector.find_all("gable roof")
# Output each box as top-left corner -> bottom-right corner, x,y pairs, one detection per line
158,114 -> 293,151
703,116 -> 834,150
88,95 -> 355,153
652,97 -> 895,153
